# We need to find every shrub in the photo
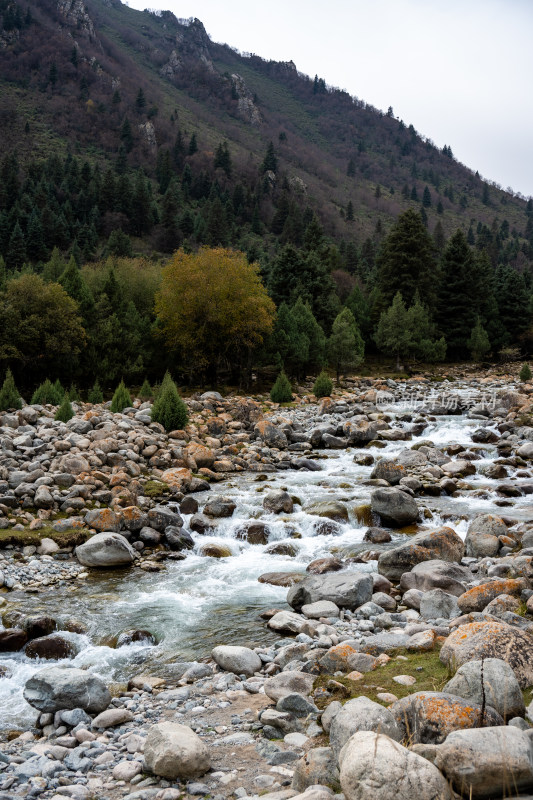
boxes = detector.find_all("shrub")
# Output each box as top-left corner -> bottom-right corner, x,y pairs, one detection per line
110,380 -> 132,413
313,370 -> 333,398
0,368 -> 22,411
151,372 -> 188,431
55,394 -> 74,422
53,379 -> 64,400
31,378 -> 62,405
139,378 -> 152,400
520,363 -> 532,382
68,383 -> 80,402
88,380 -> 104,404
270,371 -> 293,403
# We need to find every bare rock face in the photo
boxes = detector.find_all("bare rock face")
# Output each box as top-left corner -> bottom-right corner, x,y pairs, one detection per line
231,74 -> 262,125
57,0 -> 95,37
144,722 -> 210,779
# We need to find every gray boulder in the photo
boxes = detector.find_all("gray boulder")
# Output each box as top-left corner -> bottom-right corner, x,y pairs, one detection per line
23,666 -> 111,713
264,671 -> 315,702
211,645 -> 261,677
434,726 -> 533,799
144,722 -> 210,779
329,696 -> 401,760
202,497 -> 236,518
371,487 -> 418,527
420,588 -> 460,620
465,514 -> 506,558
443,658 -> 525,720
75,532 -> 136,567
292,747 -> 339,792
339,731 -> 452,800
399,559 -> 470,596
305,501 -> 349,522
263,490 -> 294,514
287,572 -> 373,612
391,691 -> 503,744
378,528 -> 465,581
370,460 -> 404,485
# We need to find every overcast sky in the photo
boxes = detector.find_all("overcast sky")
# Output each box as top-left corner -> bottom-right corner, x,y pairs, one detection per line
124,0 -> 533,197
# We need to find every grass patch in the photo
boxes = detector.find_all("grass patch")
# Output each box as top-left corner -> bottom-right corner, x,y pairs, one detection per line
0,527 -> 91,549
143,480 -> 171,499
314,647 -> 451,709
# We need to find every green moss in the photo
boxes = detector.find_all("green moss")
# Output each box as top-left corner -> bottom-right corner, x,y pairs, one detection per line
143,480 -> 170,498
313,647 -> 450,709
0,527 -> 91,549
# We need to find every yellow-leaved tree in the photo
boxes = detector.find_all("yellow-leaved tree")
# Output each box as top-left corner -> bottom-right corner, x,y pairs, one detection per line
155,247 -> 275,382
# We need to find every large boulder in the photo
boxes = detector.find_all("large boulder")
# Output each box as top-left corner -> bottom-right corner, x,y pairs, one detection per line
75,532 -> 136,567
287,572 -> 373,612
84,508 -> 121,533
254,421 -> 288,449
370,488 -> 418,527
440,620 -> 533,687
390,691 -> 503,744
25,635 -> 77,660
378,528 -> 465,581
23,666 -> 111,713
370,460 -> 404,485
144,722 -> 210,779
339,731 -> 452,800
264,671 -> 315,702
203,498 -> 236,518
465,514 -> 507,558
292,747 -> 339,792
400,559 -> 470,596
457,578 -> 526,613
211,645 -> 261,677
434,726 -> 533,799
305,501 -> 349,523
329,696 -> 401,760
419,588 -> 460,620
263,490 -> 294,514
443,658 -> 525,720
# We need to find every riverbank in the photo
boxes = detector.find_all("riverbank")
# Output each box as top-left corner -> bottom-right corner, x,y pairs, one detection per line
1,371 -> 533,799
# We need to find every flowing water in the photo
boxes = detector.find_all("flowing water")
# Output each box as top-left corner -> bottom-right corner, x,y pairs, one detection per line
1,403 -> 531,730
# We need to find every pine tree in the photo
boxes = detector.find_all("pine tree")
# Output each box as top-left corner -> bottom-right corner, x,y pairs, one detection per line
88,380 -> 103,404
520,363 -> 532,382
375,292 -> 412,369
151,372 -> 188,431
7,222 -> 26,270
120,117 -> 133,153
261,141 -> 277,173
188,133 -> 198,155
110,380 -> 132,413
32,379 -> 63,405
0,368 -> 22,411
346,200 -> 354,221
135,87 -> 146,113
422,186 -> 432,207
313,370 -> 333,398
139,378 -> 152,400
55,393 -> 74,422
347,158 -> 356,177
328,307 -> 365,381
270,371 -> 292,403
376,209 -> 437,309
468,317 -> 491,361
406,293 -> 446,362
68,384 -> 80,402
436,229 -> 477,357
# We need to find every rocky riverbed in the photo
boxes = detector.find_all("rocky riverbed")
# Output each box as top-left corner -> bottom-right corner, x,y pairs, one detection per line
1,372 -> 533,799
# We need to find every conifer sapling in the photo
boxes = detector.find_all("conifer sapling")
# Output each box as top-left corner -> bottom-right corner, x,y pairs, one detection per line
110,380 -> 132,413
0,368 -> 22,411
55,393 -> 74,422
270,371 -> 293,403
88,380 -> 104,404
313,370 -> 333,398
520,363 -> 532,382
151,372 -> 188,431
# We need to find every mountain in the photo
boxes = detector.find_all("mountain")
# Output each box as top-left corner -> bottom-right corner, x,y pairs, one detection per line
0,0 -> 532,393
0,0 -> 531,254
